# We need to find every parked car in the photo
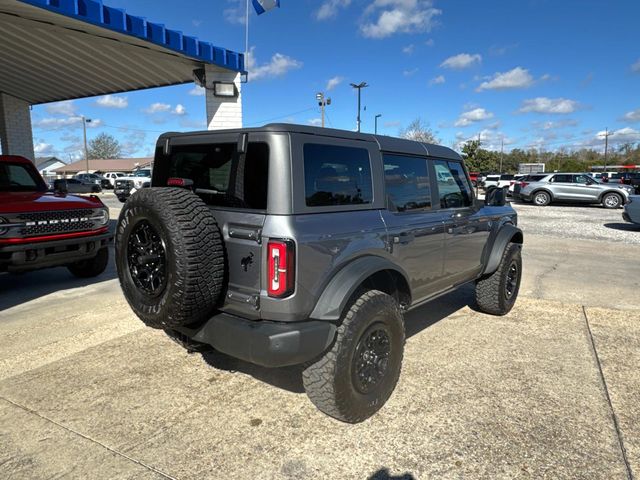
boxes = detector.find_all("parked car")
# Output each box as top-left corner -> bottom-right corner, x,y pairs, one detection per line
469,171 -> 479,187
484,174 -> 514,189
75,172 -> 110,190
623,196 -> 640,225
114,168 -> 152,202
507,174 -> 526,197
115,124 -> 523,423
518,173 -> 633,208
54,178 -> 101,193
0,155 -> 112,276
103,172 -> 125,187
511,174 -> 548,200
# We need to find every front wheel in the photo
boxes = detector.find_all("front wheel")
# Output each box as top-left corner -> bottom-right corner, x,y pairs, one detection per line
302,290 -> 405,423
68,247 -> 109,278
475,242 -> 522,315
602,192 -> 623,209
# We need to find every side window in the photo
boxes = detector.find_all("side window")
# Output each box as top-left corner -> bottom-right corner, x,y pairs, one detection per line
304,144 -> 373,207
433,160 -> 473,209
383,155 -> 431,212
552,174 -> 572,183
574,174 -> 591,184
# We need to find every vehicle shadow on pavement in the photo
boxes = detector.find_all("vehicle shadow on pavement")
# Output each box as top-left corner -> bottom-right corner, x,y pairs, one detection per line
604,222 -> 640,232
369,468 -> 416,480
0,246 -> 117,313
199,285 -> 475,395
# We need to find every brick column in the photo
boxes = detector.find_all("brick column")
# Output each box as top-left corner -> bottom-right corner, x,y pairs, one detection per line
204,66 -> 243,130
0,93 -> 35,161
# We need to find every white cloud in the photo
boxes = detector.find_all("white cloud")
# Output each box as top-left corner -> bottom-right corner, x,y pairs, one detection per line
96,94 -> 128,109
631,58 -> 640,73
308,118 -> 322,126
519,97 -> 580,114
429,75 -> 445,86
144,103 -> 172,114
192,20 -> 203,27
403,68 -> 419,76
384,121 -> 401,128
531,119 -> 578,130
34,141 -> 55,156
247,47 -> 303,81
454,107 -> 494,127
440,53 -> 481,70
402,44 -> 415,55
454,129 -> 513,151
316,0 -> 351,20
360,0 -> 441,39
623,108 -> 640,122
425,38 -> 434,47
45,101 -> 76,116
224,0 -> 246,25
173,104 -> 187,116
326,76 -> 344,91
577,127 -> 640,149
476,67 -> 534,91
189,86 -> 206,96
33,116 -> 101,130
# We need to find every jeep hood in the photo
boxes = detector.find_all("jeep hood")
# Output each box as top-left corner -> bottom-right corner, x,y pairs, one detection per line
0,192 -> 104,214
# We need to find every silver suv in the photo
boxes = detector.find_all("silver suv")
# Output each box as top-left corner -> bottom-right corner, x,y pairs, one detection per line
518,172 -> 633,208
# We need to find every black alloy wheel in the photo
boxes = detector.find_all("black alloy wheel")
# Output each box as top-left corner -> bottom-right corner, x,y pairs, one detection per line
127,220 -> 167,297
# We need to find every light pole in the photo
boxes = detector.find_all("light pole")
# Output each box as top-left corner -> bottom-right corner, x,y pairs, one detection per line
81,116 -> 92,173
350,81 -> 368,132
316,92 -> 331,128
374,114 -> 382,135
599,127 -> 612,174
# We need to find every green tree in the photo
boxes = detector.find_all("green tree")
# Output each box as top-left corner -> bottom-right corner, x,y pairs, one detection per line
399,118 -> 440,144
87,133 -> 122,159
461,140 -> 499,172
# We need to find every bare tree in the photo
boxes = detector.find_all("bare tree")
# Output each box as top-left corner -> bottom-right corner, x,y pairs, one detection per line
399,118 -> 440,143
87,133 -> 122,159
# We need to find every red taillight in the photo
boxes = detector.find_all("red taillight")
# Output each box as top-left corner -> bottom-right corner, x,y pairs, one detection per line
167,177 -> 194,188
520,182 -> 529,188
267,239 -> 295,298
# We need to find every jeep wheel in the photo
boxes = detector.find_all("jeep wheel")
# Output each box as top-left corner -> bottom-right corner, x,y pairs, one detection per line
302,290 -> 405,423
602,192 -> 623,209
116,188 -> 225,329
475,242 -> 522,315
68,247 -> 109,278
532,191 -> 551,206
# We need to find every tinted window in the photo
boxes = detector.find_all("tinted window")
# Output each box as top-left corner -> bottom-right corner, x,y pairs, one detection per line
383,155 -> 431,212
552,174 -> 572,183
0,163 -> 45,192
304,144 -> 372,207
500,174 -> 514,180
573,174 -> 592,184
526,175 -> 547,182
434,160 -> 473,209
158,142 -> 269,210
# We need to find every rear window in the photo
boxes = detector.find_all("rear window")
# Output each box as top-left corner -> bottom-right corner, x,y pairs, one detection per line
304,144 -> 373,207
525,174 -> 547,182
500,174 -> 514,180
156,142 -> 269,210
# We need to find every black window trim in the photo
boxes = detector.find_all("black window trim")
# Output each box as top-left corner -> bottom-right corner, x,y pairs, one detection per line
430,158 -> 476,211
382,153 -> 433,215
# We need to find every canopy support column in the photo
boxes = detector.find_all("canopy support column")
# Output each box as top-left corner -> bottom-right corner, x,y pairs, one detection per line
205,66 -> 243,130
0,93 -> 35,161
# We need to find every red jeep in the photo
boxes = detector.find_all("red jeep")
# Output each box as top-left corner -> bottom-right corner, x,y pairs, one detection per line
0,155 -> 112,276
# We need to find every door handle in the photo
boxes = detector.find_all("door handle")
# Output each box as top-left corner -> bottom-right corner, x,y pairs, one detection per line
394,232 -> 415,245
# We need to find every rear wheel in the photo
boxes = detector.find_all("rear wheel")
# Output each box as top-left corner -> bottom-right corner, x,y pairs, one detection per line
68,247 -> 109,278
116,188 -> 225,329
532,191 -> 551,206
302,290 -> 405,423
602,192 -> 623,209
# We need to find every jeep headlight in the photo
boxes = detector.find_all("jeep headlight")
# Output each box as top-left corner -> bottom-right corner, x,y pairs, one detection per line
92,208 -> 110,226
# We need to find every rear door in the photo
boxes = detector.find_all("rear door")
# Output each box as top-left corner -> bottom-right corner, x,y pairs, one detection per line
549,174 -> 574,200
154,133 -> 271,319
379,153 -> 447,301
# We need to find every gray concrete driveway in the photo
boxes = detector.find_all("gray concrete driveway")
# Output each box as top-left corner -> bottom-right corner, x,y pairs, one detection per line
0,201 -> 638,479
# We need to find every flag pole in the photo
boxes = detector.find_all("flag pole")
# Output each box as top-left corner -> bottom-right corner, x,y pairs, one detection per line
245,0 -> 249,75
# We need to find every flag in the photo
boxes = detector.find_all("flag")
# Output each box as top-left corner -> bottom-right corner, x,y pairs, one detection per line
252,0 -> 280,15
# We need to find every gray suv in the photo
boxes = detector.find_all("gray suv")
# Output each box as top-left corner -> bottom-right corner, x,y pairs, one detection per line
518,172 -> 633,208
115,124 -> 523,423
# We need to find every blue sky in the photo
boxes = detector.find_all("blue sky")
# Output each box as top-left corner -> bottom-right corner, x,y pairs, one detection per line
32,0 -> 640,160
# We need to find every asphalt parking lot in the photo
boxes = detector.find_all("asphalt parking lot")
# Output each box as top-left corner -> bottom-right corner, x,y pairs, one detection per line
1,194 -> 638,479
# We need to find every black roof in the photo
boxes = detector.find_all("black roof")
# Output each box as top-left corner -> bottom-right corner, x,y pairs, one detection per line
160,123 -> 461,160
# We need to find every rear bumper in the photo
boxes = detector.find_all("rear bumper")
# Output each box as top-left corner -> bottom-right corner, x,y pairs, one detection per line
175,313 -> 337,368
0,231 -> 112,273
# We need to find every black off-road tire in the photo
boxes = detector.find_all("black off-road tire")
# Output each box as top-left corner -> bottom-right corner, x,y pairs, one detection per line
532,190 -> 551,206
116,187 -> 225,329
602,192 -> 623,209
302,290 -> 405,423
68,247 -> 109,278
475,242 -> 522,315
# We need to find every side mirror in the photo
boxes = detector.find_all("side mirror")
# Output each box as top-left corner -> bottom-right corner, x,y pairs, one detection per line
485,186 -> 507,207
53,179 -> 68,194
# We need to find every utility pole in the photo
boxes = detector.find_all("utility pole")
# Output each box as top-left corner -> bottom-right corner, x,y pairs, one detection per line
499,137 -> 504,173
316,92 -> 331,128
350,82 -> 368,132
375,114 -> 382,134
600,128 -> 613,173
81,116 -> 92,173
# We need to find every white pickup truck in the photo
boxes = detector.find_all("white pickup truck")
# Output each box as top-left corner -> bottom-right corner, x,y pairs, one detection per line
484,174 -> 515,189
114,168 -> 152,202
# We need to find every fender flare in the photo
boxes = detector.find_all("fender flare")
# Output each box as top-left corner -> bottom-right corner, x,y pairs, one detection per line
482,224 -> 523,276
309,256 -> 410,321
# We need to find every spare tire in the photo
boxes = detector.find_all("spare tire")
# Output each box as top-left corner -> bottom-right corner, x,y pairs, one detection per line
116,187 -> 225,329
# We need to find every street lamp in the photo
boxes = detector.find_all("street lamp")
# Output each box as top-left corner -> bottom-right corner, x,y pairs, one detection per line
316,92 -> 331,128
350,81 -> 368,133
81,116 -> 92,173
375,114 -> 382,135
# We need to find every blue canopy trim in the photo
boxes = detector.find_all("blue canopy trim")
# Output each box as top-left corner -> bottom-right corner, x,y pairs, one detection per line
17,0 -> 245,73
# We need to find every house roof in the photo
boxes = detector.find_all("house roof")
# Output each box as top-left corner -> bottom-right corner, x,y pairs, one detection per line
0,0 -> 245,104
35,156 -> 65,169
53,157 -> 153,174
